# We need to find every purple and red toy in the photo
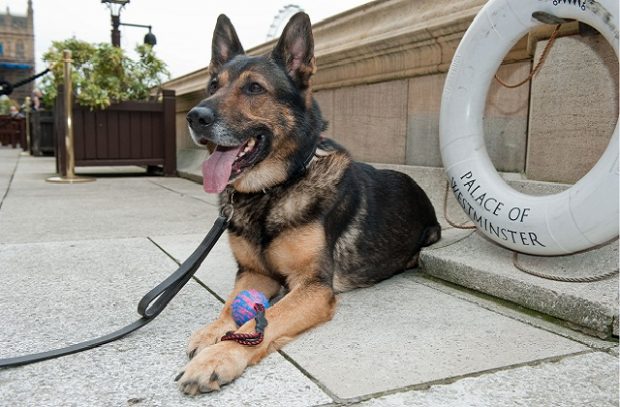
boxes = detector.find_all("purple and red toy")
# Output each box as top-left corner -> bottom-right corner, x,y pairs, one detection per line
231,289 -> 270,327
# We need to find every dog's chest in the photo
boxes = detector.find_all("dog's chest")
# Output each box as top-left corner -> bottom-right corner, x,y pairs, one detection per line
228,187 -> 319,240
225,189 -> 327,283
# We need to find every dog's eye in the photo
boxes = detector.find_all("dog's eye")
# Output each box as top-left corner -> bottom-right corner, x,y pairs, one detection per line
246,82 -> 265,95
207,79 -> 219,96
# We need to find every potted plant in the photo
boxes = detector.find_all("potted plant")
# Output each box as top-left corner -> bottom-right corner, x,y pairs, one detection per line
37,39 -> 177,175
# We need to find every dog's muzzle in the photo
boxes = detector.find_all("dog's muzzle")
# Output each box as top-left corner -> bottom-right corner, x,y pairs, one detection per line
187,106 -> 215,129
187,106 -> 216,145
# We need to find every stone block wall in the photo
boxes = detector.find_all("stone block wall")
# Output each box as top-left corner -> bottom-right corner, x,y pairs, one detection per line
317,62 -> 532,172
318,80 -> 409,164
527,34 -> 618,183
163,0 -> 618,184
313,35 -> 616,183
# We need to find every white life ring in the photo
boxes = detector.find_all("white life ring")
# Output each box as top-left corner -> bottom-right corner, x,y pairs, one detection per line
440,0 -> 619,255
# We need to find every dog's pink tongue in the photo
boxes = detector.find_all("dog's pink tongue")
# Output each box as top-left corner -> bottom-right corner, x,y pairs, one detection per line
202,145 -> 244,193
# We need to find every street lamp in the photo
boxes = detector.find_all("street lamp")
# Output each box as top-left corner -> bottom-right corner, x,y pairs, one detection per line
143,27 -> 157,46
101,0 -> 129,47
120,23 -> 157,46
101,0 -> 157,47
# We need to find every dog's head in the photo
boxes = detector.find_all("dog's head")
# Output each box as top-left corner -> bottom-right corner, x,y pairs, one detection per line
187,12 -> 324,194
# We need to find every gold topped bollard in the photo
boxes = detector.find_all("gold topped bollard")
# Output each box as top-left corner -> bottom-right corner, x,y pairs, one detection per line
19,96 -> 31,156
46,50 -> 94,184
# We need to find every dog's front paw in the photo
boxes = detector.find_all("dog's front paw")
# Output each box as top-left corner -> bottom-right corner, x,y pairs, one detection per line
177,341 -> 248,395
187,319 -> 237,359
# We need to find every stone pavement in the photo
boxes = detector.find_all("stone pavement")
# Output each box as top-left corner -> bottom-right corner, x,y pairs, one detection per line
0,147 -> 618,407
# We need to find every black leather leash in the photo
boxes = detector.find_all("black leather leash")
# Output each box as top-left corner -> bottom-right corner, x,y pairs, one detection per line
0,213 -> 230,369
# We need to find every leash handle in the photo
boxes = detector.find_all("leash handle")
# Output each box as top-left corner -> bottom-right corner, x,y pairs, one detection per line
0,215 -> 229,369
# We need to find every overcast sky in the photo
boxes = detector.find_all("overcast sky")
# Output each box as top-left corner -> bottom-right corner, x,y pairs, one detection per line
1,0 -> 372,80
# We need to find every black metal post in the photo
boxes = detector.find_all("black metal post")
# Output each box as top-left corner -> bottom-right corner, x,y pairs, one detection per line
111,14 -> 121,47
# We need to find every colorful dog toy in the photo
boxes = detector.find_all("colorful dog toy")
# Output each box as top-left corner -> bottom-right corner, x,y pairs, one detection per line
222,289 -> 270,346
231,289 -> 270,326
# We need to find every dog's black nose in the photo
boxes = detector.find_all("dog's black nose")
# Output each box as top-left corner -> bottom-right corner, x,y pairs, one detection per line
187,106 -> 215,128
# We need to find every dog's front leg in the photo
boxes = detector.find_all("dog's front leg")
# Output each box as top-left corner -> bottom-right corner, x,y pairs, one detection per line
186,271 -> 281,359
177,281 -> 335,395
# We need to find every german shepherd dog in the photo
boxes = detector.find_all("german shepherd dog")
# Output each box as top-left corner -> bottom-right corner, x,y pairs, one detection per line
179,12 -> 441,395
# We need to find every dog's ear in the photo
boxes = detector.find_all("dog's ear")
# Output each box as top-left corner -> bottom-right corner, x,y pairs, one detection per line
210,14 -> 244,71
271,12 -> 315,89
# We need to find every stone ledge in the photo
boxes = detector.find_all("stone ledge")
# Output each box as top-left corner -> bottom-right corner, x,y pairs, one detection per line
162,2 -> 584,97
176,148 -> 208,183
421,234 -> 618,339
163,0 -> 499,95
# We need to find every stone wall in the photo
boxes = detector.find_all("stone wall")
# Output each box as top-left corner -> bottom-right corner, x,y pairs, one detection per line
527,34 -> 618,183
163,0 -> 618,184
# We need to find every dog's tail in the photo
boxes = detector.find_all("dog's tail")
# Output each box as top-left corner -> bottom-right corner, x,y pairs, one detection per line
419,223 -> 441,248
407,223 -> 442,269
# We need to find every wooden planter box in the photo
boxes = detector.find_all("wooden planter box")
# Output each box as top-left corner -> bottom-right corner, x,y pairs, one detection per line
0,116 -> 26,150
55,89 -> 176,176
30,110 -> 55,156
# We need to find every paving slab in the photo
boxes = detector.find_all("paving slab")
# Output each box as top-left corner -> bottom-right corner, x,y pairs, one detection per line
0,238 -> 331,406
149,176 -> 220,208
151,232 -> 238,299
0,147 -> 19,199
355,351 -> 619,407
280,274 -> 588,401
421,232 -> 619,338
0,147 -> 19,168
0,157 -> 219,244
152,233 -> 591,402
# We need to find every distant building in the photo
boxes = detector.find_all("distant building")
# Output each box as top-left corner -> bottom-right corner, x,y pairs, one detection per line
0,0 -> 35,103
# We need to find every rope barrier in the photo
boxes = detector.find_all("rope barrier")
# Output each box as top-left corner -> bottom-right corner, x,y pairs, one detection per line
512,251 -> 618,283
0,68 -> 50,96
443,180 -> 476,230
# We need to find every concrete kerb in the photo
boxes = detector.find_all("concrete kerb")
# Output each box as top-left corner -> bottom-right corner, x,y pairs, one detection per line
421,234 -> 618,338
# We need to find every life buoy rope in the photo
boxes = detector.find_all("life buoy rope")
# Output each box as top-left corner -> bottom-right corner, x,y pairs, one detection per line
494,23 -> 561,88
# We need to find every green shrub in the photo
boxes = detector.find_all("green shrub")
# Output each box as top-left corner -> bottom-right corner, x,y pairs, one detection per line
0,95 -> 16,115
40,38 -> 170,110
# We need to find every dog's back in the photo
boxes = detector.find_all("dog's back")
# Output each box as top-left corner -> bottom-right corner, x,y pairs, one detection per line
311,139 -> 440,292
